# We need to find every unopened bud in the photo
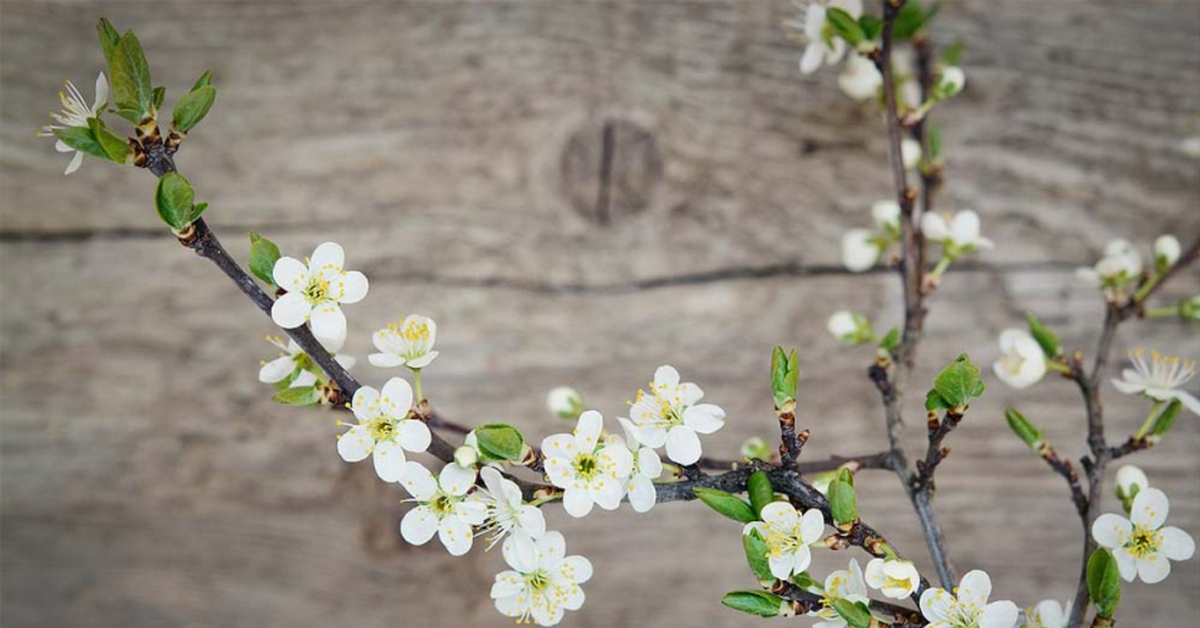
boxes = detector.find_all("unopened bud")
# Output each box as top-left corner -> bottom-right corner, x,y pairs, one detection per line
546,386 -> 584,420
1154,234 -> 1181,268
938,66 -> 965,97
1114,465 -> 1148,512
453,445 -> 478,468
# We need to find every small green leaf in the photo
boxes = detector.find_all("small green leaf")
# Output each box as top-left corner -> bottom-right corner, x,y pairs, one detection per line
1026,313 -> 1062,358
189,202 -> 209,223
747,471 -> 775,517
858,15 -> 883,42
172,85 -> 216,132
878,327 -> 900,353
771,347 -> 801,407
1087,548 -> 1122,618
1005,408 -> 1044,449
832,599 -> 872,628
828,479 -> 858,526
721,590 -> 783,618
248,232 -> 282,286
790,572 -> 821,592
473,423 -> 525,461
942,38 -> 965,66
52,126 -> 108,160
693,488 -> 757,524
1150,399 -> 1182,439
152,86 -> 167,110
928,124 -> 942,159
97,18 -> 121,65
273,386 -> 319,406
932,353 -> 985,410
836,467 -> 854,487
893,1 -> 935,39
826,8 -> 865,46
924,389 -> 951,412
155,172 -> 196,231
742,529 -> 773,583
87,118 -> 129,163
191,70 -> 214,92
110,31 -> 154,117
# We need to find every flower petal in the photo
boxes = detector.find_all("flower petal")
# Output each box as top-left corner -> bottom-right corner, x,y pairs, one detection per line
64,150 -> 83,175
1159,526 -> 1196,561
368,352 -> 408,368
955,570 -> 992,610
768,552 -> 796,580
438,516 -> 473,556
350,386 -> 380,422
258,355 -> 296,383
978,600 -> 1019,628
272,257 -> 310,292
664,425 -> 702,465
399,461 -> 437,500
573,410 -> 603,453
338,270 -> 369,304
562,487 -> 594,518
542,434 -> 577,460
395,419 -> 431,453
919,588 -> 954,623
399,506 -> 439,545
1129,487 -> 1168,529
1113,547 -> 1138,582
1136,553 -> 1171,584
336,425 -> 372,462
309,303 -> 347,346
588,476 -> 624,511
537,531 -> 566,564
406,351 -> 438,369
503,530 -> 538,572
490,570 -> 525,600
558,555 -> 593,584
627,475 -> 657,513
438,462 -> 477,497
371,440 -> 408,482
1092,513 -> 1131,549
270,292 -> 311,329
683,403 -> 726,434
799,508 -> 826,544
380,377 -> 415,414
638,447 -> 663,480
309,242 -> 345,275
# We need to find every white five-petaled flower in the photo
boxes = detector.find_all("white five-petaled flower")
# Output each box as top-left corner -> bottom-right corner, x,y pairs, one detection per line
919,569 -> 1019,628
1112,348 -> 1200,416
864,557 -> 921,599
398,461 -> 487,556
258,334 -> 354,389
542,410 -> 634,518
797,0 -> 864,75
1092,487 -> 1195,583
368,314 -> 439,369
615,417 -> 664,513
838,53 -> 883,101
337,377 -> 431,482
1076,239 -> 1142,288
491,531 -> 592,626
1024,599 -> 1071,628
992,329 -> 1047,389
841,228 -> 881,272
808,558 -> 870,628
1154,234 -> 1181,267
270,242 -> 368,343
742,501 -> 826,580
625,365 -> 726,466
921,209 -> 994,257
474,466 -> 546,548
38,73 -> 109,175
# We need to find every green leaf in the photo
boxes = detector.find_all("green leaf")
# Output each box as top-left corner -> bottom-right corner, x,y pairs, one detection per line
747,471 -> 775,518
932,353 -> 985,410
878,327 -> 900,353
771,347 -> 801,407
473,423 -> 525,461
1087,548 -> 1122,618
87,118 -> 129,163
1150,399 -> 1182,439
152,86 -> 167,110
828,479 -> 858,526
826,7 -> 865,46
742,529 -> 773,583
928,124 -> 942,159
859,15 -> 883,42
172,85 -> 216,133
893,1 -> 933,39
942,38 -> 965,66
191,70 -> 214,92
155,172 -> 196,231
721,591 -> 783,618
1005,407 -> 1044,449
110,31 -> 154,118
52,126 -> 108,160
272,386 -> 319,406
924,388 -> 951,412
790,572 -> 821,592
1026,313 -> 1062,358
836,467 -> 855,487
248,232 -> 282,286
97,18 -> 121,65
832,599 -> 872,628
693,488 -> 757,524
189,202 -> 209,223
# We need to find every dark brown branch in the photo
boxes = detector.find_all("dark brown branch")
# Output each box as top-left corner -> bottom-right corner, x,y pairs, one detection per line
772,580 -> 925,626
1038,442 -> 1088,517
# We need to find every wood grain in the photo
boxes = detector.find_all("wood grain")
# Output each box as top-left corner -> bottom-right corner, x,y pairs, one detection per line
2,1 -> 1198,627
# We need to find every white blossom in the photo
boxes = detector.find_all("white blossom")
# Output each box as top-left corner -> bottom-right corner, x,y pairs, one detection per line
872,200 -> 901,234
398,461 -> 487,556
624,365 -> 726,465
1114,465 -> 1149,505
841,228 -> 881,272
865,557 -> 921,599
368,314 -> 438,369
827,310 -> 871,344
615,417 -> 664,513
919,570 -> 1020,628
1025,599 -> 1071,628
270,242 -> 368,342
542,410 -> 634,517
1155,234 -> 1181,267
808,558 -> 870,628
258,334 -> 354,389
938,66 -> 965,97
992,329 -> 1047,389
742,502 -> 826,580
337,377 -> 430,482
491,531 -> 592,626
902,137 -> 923,171
37,73 -> 108,175
1076,239 -> 1142,288
921,209 -> 994,256
546,386 -> 584,420
1092,488 -> 1195,583
838,53 -> 882,101
797,0 -> 864,75
474,466 -> 546,548
1111,348 -> 1200,417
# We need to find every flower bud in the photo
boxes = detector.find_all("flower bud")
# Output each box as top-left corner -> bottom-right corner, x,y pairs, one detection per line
453,445 -> 478,468
901,137 -> 922,171
841,229 -> 881,272
828,311 -> 872,344
740,436 -> 771,462
546,386 -> 584,420
871,200 -> 901,234
938,66 -> 965,97
812,470 -> 839,496
1114,465 -> 1148,511
1154,234 -> 1181,268
1182,295 -> 1200,322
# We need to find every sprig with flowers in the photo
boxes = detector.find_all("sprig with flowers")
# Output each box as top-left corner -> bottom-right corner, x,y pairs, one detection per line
43,7 -> 1197,628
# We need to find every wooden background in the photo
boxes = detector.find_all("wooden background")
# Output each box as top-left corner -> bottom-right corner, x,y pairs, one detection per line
2,1 -> 1198,626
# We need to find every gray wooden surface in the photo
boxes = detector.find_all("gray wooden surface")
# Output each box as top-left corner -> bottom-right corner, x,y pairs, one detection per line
2,1 -> 1199,627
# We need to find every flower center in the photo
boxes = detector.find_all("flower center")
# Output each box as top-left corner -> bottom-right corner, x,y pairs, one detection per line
525,570 -> 552,593
368,417 -> 395,442
1126,525 -> 1162,558
304,276 -> 330,304
403,321 -> 430,343
573,453 -> 600,480
884,575 -> 909,590
764,525 -> 805,557
430,493 -> 454,516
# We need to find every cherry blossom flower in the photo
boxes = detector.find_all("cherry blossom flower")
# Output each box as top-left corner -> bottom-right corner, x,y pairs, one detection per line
1155,234 -> 1181,266
1076,239 -> 1142,289
398,461 -> 487,556
474,466 -> 546,548
1092,487 -> 1195,583
872,200 -> 901,234
921,210 -> 994,258
742,502 -> 826,580
542,410 -> 634,517
1112,348 -> 1200,416
838,53 -> 882,101
902,137 -> 923,171
796,0 -> 863,75
1025,599 -> 1071,628
270,242 -> 368,342
337,377 -> 430,482
864,557 -> 921,599
919,570 -> 1019,628
37,73 -> 108,175
491,531 -> 592,626
368,314 -> 438,369
808,558 -> 870,628
258,334 -> 354,389
546,386 -> 584,420
841,228 -> 881,272
615,417 -> 664,513
992,329 -> 1047,389
624,365 -> 726,465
